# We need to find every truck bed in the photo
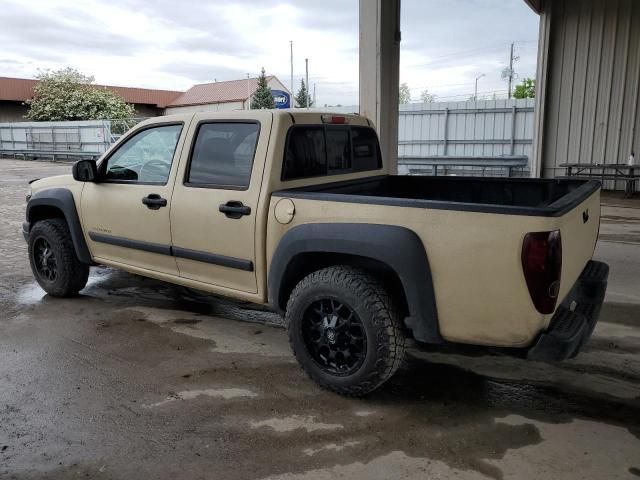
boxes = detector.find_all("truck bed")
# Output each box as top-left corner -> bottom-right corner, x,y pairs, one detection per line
275,175 -> 601,217
269,173 -> 602,348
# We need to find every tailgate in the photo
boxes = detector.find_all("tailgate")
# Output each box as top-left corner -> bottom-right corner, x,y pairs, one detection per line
554,187 -> 602,304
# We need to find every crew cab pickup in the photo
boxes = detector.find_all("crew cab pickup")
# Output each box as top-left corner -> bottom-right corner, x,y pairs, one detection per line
24,110 -> 609,395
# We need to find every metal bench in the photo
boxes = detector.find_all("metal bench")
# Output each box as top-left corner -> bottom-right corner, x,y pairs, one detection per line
399,155 -> 529,177
560,163 -> 638,197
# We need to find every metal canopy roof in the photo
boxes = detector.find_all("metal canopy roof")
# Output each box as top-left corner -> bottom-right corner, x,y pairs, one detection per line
524,0 -> 543,14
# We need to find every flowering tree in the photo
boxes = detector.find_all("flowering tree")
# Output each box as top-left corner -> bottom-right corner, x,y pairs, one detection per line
26,68 -> 136,121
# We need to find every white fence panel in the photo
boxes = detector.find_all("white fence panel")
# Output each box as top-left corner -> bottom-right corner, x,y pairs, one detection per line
325,99 -> 535,176
0,120 -> 112,160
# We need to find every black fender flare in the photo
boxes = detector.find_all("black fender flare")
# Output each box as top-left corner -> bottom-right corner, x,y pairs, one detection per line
26,188 -> 93,265
268,223 -> 441,343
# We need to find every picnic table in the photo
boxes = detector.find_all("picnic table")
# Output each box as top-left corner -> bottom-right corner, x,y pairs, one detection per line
560,163 -> 638,197
399,156 -> 528,177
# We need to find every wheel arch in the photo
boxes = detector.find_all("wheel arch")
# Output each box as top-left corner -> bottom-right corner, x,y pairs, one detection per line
26,188 -> 93,265
268,223 -> 442,343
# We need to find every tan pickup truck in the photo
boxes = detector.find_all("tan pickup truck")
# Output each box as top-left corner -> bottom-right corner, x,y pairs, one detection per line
24,110 -> 608,395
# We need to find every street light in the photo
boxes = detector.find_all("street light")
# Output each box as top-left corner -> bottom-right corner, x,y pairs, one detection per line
474,74 -> 486,101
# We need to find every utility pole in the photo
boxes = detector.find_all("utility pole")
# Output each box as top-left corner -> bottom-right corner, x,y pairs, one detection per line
290,41 -> 294,100
474,73 -> 485,101
508,42 -> 514,99
313,83 -> 317,107
305,58 -> 309,109
246,73 -> 250,110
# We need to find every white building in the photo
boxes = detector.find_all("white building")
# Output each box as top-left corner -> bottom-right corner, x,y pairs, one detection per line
164,76 -> 290,114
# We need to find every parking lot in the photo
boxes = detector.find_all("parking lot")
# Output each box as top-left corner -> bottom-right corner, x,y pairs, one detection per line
1,159 -> 639,480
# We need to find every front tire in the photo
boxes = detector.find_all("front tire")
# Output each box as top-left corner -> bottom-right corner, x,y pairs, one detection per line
28,219 -> 90,297
286,266 -> 406,396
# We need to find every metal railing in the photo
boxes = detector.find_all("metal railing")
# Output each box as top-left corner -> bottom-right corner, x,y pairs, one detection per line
399,156 -> 529,178
0,118 -> 145,162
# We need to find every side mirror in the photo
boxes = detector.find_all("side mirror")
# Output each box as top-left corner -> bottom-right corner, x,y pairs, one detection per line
72,159 -> 99,182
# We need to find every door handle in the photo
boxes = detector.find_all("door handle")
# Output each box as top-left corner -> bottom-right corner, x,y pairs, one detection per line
219,201 -> 251,219
142,194 -> 167,210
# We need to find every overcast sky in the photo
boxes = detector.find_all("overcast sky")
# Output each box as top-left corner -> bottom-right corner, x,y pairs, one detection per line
0,0 -> 539,105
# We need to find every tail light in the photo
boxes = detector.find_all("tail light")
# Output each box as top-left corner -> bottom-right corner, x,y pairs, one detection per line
521,230 -> 562,314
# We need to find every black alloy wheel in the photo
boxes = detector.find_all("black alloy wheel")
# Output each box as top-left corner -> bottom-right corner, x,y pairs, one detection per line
33,237 -> 57,282
301,298 -> 367,376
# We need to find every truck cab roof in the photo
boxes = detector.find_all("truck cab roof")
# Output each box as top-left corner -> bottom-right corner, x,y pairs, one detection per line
141,109 -> 371,128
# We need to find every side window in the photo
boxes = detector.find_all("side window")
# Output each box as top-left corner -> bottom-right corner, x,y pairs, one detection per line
282,127 -> 325,180
351,127 -> 382,171
103,124 -> 182,184
282,125 -> 382,181
187,122 -> 259,188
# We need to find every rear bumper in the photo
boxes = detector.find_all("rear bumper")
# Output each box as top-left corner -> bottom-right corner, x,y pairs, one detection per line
527,260 -> 609,361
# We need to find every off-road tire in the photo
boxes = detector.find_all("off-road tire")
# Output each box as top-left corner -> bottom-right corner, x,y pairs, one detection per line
286,266 -> 406,396
28,219 -> 90,297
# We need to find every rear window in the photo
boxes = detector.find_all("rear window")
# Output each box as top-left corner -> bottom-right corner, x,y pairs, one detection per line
282,125 -> 381,181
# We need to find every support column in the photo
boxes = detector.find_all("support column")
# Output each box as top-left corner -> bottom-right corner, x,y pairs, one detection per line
359,0 -> 401,174
531,3 -> 552,178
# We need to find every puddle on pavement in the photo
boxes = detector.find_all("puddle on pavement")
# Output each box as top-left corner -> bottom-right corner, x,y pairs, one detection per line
9,265 -> 640,480
303,441 -> 361,456
17,283 -> 46,305
16,266 -> 113,305
354,410 -> 376,417
78,266 -> 285,326
143,387 -> 258,408
119,306 -> 290,357
250,415 -> 344,433
379,357 -> 640,441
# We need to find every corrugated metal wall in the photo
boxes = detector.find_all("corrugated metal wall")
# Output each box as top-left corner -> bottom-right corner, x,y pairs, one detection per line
542,0 -> 640,181
397,99 -> 535,158
332,100 -> 535,159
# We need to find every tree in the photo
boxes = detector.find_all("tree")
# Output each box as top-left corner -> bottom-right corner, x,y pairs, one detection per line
399,83 -> 411,104
513,78 -> 535,99
250,67 -> 275,109
420,88 -> 435,103
26,67 -> 135,121
294,78 -> 313,108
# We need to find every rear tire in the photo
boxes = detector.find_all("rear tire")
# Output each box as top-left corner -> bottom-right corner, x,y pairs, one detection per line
286,266 -> 405,396
28,219 -> 90,297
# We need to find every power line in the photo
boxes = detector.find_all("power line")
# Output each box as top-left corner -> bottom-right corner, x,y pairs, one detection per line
408,81 -> 475,91
409,40 -> 535,68
412,47 -> 505,67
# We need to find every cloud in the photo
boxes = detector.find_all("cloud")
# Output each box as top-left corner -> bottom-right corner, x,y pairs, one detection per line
0,0 -> 539,105
159,61 -> 248,84
0,2 -> 141,56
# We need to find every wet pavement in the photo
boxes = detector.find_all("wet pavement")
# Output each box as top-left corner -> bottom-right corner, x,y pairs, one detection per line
1,159 -> 639,480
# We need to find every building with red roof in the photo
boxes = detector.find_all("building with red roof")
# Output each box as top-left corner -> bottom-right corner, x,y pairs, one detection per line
0,74 -> 290,122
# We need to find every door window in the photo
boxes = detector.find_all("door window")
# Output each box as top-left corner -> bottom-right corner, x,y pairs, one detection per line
186,122 -> 260,189
102,124 -> 182,184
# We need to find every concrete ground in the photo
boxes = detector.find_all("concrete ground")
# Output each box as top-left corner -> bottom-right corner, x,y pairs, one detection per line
0,158 -> 639,480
